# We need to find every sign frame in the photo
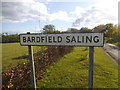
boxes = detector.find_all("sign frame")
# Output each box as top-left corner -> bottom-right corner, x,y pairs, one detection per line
20,33 -> 104,47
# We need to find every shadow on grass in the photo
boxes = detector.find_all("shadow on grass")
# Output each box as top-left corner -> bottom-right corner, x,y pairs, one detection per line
12,55 -> 29,60
12,51 -> 43,60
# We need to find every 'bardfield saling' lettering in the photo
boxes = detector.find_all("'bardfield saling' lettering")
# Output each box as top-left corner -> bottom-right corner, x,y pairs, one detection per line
23,35 -> 100,43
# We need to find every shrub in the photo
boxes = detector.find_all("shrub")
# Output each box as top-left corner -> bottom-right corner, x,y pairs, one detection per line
2,46 -> 73,89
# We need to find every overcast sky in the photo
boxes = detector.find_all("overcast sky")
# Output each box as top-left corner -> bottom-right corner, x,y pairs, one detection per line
0,0 -> 119,34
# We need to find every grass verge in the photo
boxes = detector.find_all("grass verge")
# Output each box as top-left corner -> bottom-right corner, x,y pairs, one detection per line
2,43 -> 45,72
37,47 -> 118,88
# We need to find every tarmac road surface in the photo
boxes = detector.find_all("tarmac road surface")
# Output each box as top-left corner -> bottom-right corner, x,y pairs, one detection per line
103,43 -> 120,64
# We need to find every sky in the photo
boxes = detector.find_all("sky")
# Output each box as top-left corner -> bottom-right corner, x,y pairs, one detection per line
0,0 -> 119,34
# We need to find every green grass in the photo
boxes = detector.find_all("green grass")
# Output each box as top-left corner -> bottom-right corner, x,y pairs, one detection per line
111,42 -> 120,47
94,48 -> 118,88
37,47 -> 118,88
2,43 -> 44,72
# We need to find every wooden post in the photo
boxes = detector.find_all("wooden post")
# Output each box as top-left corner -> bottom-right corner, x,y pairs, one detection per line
88,46 -> 94,89
27,32 -> 36,90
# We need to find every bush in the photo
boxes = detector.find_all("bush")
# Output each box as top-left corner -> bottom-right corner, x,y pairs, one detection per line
107,32 -> 120,44
2,34 -> 19,43
2,46 -> 73,89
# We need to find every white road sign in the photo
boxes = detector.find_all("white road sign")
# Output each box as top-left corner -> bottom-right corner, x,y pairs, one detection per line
20,33 -> 104,46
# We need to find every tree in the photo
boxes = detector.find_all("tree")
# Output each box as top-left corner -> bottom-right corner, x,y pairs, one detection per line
43,24 -> 55,33
93,23 -> 119,44
2,33 -> 19,43
80,27 -> 92,33
105,23 -> 114,38
67,28 -> 79,33
93,24 -> 106,33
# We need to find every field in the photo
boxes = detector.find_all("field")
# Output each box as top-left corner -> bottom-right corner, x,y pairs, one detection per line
37,47 -> 118,88
2,43 -> 44,72
2,43 -> 118,88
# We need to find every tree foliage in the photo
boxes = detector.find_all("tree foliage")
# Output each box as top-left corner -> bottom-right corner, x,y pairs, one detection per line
43,24 -> 55,33
105,23 -> 114,38
1,34 -> 19,43
93,23 -> 119,44
1,23 -> 119,44
93,24 -> 106,33
80,27 -> 92,33
93,23 -> 115,37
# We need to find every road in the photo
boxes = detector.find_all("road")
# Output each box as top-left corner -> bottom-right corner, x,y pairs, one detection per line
103,43 -> 120,64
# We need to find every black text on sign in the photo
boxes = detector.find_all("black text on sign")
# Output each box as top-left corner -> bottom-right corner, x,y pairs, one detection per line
20,33 -> 104,46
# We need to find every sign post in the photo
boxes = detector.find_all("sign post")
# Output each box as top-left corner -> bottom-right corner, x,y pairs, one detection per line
28,45 -> 36,89
20,33 -> 104,89
27,32 -> 36,90
89,46 -> 94,89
